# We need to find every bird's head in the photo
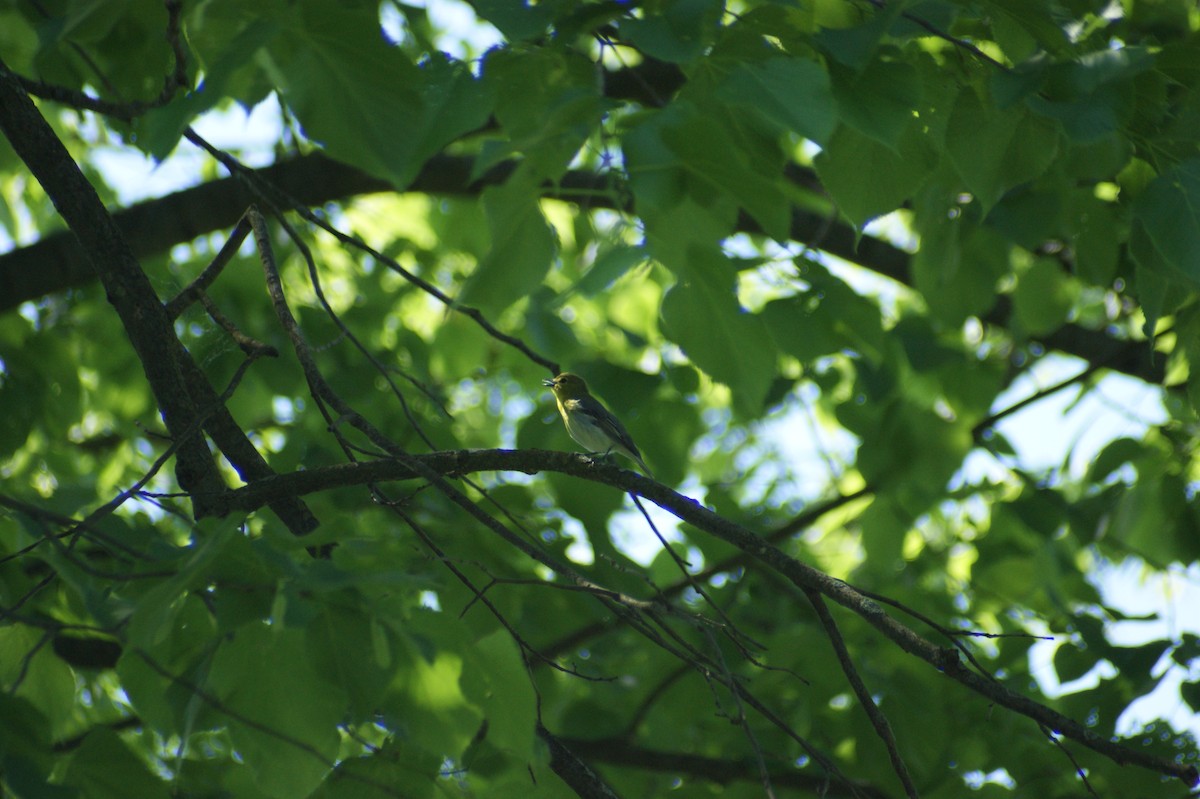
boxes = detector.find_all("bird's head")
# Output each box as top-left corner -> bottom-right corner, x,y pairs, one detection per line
543,372 -> 589,399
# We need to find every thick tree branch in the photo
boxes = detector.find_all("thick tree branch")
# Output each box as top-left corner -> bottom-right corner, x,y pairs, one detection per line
0,151 -> 390,310
0,150 -> 1162,386
538,726 -> 625,799
0,61 -> 317,534
558,736 -> 890,799
0,56 -> 226,518
207,449 -> 1198,788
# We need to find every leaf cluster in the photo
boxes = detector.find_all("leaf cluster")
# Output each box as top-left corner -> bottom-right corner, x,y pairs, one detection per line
1,1 -> 1199,798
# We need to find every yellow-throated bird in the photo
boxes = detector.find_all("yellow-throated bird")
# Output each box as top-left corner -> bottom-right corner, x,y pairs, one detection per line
543,372 -> 651,474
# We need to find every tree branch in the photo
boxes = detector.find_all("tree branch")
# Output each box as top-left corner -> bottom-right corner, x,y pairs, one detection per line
557,736 -> 890,799
538,726 -> 625,799
0,149 -> 1163,386
807,590 -> 916,798
203,449 -> 1197,788
0,56 -> 226,518
0,61 -> 317,534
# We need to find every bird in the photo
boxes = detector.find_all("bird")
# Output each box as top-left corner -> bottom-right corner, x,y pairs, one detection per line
543,372 -> 651,474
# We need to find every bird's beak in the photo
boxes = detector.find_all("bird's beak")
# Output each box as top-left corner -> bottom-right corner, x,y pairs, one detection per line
542,378 -> 556,387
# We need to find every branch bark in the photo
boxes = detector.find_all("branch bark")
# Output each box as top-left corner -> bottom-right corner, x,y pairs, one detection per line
0,150 -> 1163,386
557,736 -> 889,799
538,726 -> 625,799
206,448 -> 1198,788
0,56 -> 226,518
0,61 -> 317,534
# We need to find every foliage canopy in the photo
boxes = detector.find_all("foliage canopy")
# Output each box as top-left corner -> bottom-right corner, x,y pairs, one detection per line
1,1 -> 1199,797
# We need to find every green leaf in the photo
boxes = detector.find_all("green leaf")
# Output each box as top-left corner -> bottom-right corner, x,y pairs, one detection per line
632,394 -> 704,487
471,0 -> 553,41
1087,438 -> 1145,484
0,626 -> 77,735
0,695 -> 70,799
715,57 -> 836,146
37,0 -> 176,103
1062,135 -> 1132,181
660,104 -> 791,240
1027,88 -> 1130,143
268,2 -> 423,184
622,106 -> 690,224
829,58 -> 922,147
999,48 -> 1152,142
461,631 -> 537,763
623,107 -> 741,250
545,466 -> 626,550
1173,633 -> 1200,668
573,245 -> 649,298
660,247 -> 775,415
312,741 -> 439,799
116,601 -> 218,737
1054,641 -> 1099,684
307,604 -> 395,718
621,0 -> 723,63
1107,640 -> 1171,695
207,626 -> 346,798
385,613 -> 482,759
1182,679 -> 1200,713
761,263 -> 885,363
815,121 -> 938,225
815,2 -> 904,69
137,17 -> 279,158
1012,258 -> 1078,336
857,496 -> 911,574
976,554 -> 1044,602
1129,235 -> 1175,337
458,175 -> 558,315
126,521 -> 238,648
946,87 -> 1060,212
851,393 -> 973,515
1111,473 -> 1200,564
62,728 -> 171,799
880,668 -> 954,778
480,47 -> 607,181
0,347 -> 45,458
1068,193 -> 1120,286
1130,158 -> 1200,285
912,204 -> 1010,327
985,186 -> 1065,250
761,294 -> 842,363
270,3 -> 490,188
0,9 -> 38,73
411,55 -> 495,174
976,0 -> 1072,56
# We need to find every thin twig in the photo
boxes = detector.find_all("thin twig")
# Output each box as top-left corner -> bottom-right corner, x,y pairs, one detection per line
66,348 -> 271,551
267,202 -> 554,551
0,493 -> 152,565
210,450 -> 1200,787
973,363 -> 1101,438
391,499 -> 614,682
165,216 -> 253,319
861,0 -> 1008,70
7,629 -> 54,693
807,590 -> 918,798
183,128 -> 560,374
630,492 -> 762,652
5,0 -> 190,119
133,650 -> 411,798
705,627 -> 777,799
